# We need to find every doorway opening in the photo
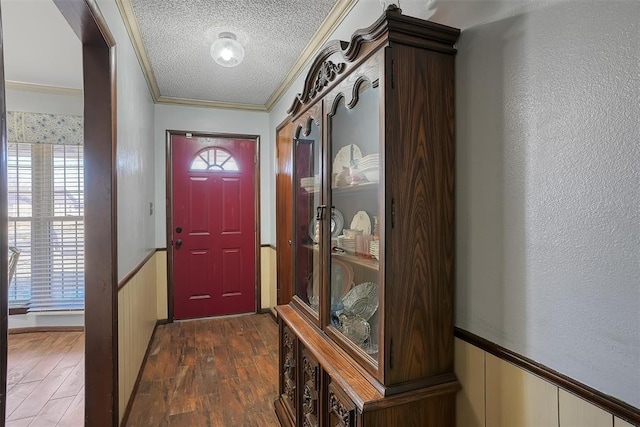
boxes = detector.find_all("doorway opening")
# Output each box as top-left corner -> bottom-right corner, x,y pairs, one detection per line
1,0 -> 118,425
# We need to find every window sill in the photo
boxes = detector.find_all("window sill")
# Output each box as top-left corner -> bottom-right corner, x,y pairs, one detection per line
9,311 -> 84,329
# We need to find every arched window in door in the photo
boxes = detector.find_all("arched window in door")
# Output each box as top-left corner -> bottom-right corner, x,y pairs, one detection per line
190,147 -> 239,171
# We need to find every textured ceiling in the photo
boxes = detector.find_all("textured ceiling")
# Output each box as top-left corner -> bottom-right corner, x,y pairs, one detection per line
131,0 -> 339,107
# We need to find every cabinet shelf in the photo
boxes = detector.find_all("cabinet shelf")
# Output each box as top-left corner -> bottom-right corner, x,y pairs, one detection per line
331,250 -> 379,271
302,244 -> 379,271
300,181 -> 379,196
332,182 -> 378,195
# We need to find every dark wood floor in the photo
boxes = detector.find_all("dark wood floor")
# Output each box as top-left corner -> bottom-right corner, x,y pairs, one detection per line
5,331 -> 84,426
126,313 -> 279,427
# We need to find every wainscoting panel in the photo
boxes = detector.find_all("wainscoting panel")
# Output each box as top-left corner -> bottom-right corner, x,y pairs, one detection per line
615,417 -> 636,427
455,339 -> 485,427
155,250 -> 168,320
117,253 -> 158,423
485,352 -> 559,427
559,389 -> 613,427
455,337 -> 639,427
260,246 -> 276,310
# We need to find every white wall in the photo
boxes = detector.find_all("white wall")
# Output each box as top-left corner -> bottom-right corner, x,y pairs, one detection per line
268,0 -> 640,409
96,0 -> 156,280
452,0 -> 640,408
153,104 -> 271,246
5,89 -> 83,116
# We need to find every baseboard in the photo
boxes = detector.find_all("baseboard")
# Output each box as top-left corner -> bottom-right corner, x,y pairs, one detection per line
259,308 -> 277,324
8,326 -> 84,334
455,327 -> 640,425
120,320 -> 164,426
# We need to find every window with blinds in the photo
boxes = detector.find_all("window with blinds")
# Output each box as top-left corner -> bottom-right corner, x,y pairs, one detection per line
7,142 -> 84,311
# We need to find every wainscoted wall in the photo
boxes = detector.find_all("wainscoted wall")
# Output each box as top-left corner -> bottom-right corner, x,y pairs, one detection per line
260,246 -> 277,310
455,338 -> 638,427
155,250 -> 168,320
117,252 -> 158,423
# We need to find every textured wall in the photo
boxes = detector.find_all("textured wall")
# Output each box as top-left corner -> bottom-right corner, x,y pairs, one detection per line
153,104 -> 271,246
267,0 -> 640,409
97,0 -> 157,280
455,1 -> 640,407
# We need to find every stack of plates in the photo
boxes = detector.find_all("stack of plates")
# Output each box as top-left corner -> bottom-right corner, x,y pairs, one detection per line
337,235 -> 356,254
369,240 -> 379,259
300,176 -> 319,193
354,153 -> 380,169
353,153 -> 380,183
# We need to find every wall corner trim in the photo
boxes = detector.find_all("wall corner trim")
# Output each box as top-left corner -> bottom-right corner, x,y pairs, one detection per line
117,249 -> 158,291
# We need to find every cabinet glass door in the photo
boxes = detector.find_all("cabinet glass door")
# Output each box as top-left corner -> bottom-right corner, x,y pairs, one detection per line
328,81 -> 380,361
293,118 -> 322,316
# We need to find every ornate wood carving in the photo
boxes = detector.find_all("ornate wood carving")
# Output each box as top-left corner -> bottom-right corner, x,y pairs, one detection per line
282,327 -> 296,405
308,60 -> 346,101
302,353 -> 318,386
301,350 -> 319,427
329,388 -> 353,427
287,4 -> 459,117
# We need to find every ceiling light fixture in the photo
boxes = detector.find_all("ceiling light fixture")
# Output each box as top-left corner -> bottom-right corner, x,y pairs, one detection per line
210,32 -> 244,67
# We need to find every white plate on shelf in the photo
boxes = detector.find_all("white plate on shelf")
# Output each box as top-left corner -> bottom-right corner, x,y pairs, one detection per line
308,208 -> 344,243
350,211 -> 371,236
312,258 -> 354,305
333,144 -> 362,174
341,282 -> 378,321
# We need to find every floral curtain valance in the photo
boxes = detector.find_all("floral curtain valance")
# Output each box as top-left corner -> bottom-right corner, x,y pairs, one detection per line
7,111 -> 83,145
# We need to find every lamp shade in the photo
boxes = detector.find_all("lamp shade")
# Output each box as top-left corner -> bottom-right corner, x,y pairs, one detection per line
210,32 -> 244,67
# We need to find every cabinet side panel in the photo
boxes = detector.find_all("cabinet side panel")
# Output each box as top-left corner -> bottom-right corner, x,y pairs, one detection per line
363,394 -> 456,427
384,43 -> 456,385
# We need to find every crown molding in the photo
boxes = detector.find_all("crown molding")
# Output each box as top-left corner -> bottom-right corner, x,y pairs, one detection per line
264,0 -> 358,112
5,81 -> 83,97
156,96 -> 267,112
115,0 -> 161,102
115,0 -> 357,112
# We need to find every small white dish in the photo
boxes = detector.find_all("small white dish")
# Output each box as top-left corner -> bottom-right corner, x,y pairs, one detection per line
350,211 -> 372,236
333,144 -> 363,174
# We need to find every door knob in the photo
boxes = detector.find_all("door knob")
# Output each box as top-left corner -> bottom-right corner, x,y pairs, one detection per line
288,240 -> 292,246
175,239 -> 183,248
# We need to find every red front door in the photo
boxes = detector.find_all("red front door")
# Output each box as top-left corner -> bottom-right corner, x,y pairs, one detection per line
171,135 -> 256,319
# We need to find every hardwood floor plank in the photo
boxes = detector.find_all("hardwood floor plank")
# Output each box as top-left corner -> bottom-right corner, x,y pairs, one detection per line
4,416 -> 34,427
28,396 -> 74,426
56,387 -> 84,427
6,332 -> 84,425
7,356 -> 46,387
51,359 -> 84,400
8,366 -> 74,421
5,382 -> 39,419
126,314 -> 278,427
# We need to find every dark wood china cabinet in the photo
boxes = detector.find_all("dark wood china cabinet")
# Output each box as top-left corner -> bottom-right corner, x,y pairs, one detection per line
275,6 -> 460,426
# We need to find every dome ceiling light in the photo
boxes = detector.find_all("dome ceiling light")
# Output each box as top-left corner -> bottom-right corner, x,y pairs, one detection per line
210,32 -> 244,67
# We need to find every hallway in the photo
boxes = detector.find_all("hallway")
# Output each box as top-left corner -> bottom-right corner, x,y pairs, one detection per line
126,313 -> 279,426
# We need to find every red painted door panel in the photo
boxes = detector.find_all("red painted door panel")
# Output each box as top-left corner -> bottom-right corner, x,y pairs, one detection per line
171,136 -> 256,319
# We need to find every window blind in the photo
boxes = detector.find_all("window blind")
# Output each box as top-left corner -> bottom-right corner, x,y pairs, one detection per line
7,142 -> 84,311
